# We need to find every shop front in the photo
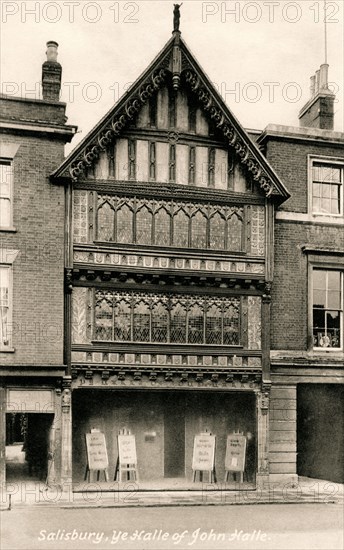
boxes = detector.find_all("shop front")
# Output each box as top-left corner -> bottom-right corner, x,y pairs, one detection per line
71,386 -> 259,490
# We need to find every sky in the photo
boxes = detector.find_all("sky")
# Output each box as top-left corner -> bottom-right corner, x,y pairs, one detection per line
1,0 -> 343,154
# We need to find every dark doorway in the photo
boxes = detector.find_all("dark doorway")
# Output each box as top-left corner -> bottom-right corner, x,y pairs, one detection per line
164,393 -> 185,477
6,413 -> 53,481
297,384 -> 344,483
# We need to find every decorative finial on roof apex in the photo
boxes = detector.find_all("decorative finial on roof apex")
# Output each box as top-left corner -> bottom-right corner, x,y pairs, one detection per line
173,3 -> 182,33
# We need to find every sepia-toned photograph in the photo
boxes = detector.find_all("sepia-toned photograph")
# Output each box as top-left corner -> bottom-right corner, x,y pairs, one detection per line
0,1 -> 343,548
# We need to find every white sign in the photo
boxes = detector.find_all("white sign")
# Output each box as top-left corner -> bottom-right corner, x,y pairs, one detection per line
192,434 -> 216,471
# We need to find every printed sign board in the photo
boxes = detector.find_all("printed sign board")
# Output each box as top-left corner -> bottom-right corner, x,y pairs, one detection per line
225,434 -> 246,472
118,434 -> 137,465
192,434 -> 216,471
85,432 -> 109,471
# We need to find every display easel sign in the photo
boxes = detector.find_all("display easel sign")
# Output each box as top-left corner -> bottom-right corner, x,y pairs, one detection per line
192,432 -> 216,482
224,433 -> 246,482
118,434 -> 137,465
85,431 -> 109,482
114,430 -> 138,482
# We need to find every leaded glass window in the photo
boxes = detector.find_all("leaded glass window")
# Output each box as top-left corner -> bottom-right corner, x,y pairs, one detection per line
223,303 -> 240,345
151,300 -> 169,342
206,303 -> 222,344
154,207 -> 171,246
173,209 -> 189,247
95,195 -> 244,252
227,213 -> 243,251
95,293 -> 113,340
209,212 -> 225,250
97,202 -> 114,241
136,205 -> 153,245
191,211 -> 207,249
94,291 -> 240,345
114,299 -> 131,341
170,301 -> 187,343
116,204 -> 133,244
133,300 -> 150,342
188,303 -> 204,344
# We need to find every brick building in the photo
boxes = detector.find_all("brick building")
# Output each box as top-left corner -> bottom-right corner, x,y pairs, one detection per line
1,22 -> 343,491
257,67 -> 344,483
0,42 -> 76,485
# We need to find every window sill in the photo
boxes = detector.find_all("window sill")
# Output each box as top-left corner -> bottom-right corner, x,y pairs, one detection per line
0,227 -> 17,233
0,347 -> 15,353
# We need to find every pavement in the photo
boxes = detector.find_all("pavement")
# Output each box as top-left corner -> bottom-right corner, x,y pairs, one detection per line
1,476 -> 343,510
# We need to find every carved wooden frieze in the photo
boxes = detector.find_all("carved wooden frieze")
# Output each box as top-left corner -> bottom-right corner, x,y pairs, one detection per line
71,350 -> 262,369
70,365 -> 262,390
73,249 -> 265,275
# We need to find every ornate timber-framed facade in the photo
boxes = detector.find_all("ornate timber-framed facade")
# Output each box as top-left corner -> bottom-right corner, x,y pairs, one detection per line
51,26 -> 290,488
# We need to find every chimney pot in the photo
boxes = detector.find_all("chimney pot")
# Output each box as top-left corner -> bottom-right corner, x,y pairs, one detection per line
315,70 -> 320,93
42,40 -> 62,102
319,63 -> 329,90
310,75 -> 316,97
46,41 -> 59,62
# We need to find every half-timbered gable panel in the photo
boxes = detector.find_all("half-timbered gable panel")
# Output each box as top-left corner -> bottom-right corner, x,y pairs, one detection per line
82,79 -> 264,197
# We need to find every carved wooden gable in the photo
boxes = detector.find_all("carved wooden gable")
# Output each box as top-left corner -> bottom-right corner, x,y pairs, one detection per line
51,33 -> 289,203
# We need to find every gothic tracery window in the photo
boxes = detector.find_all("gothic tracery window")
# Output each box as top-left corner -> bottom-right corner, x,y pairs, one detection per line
116,204 -> 133,243
94,291 -> 240,345
191,210 -> 207,249
136,205 -> 153,245
173,209 -> 189,247
227,212 -> 243,251
209,212 -> 225,250
97,202 -> 114,241
154,207 -> 171,246
95,196 -> 244,252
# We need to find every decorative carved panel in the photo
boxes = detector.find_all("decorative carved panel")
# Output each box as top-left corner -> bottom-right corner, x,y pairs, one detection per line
250,205 -> 265,256
73,190 -> 88,243
73,249 -> 265,275
247,296 -> 262,349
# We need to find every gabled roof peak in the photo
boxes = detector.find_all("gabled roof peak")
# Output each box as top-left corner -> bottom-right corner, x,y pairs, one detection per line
51,28 -> 289,203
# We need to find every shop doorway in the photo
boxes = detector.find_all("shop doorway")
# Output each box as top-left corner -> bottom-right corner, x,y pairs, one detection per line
5,413 -> 54,481
297,384 -> 344,483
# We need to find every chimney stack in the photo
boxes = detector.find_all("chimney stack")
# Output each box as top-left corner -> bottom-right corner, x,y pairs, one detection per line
42,41 -> 62,102
299,64 -> 335,130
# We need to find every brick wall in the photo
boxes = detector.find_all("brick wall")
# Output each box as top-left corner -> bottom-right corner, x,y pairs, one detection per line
264,137 -> 344,351
0,95 -> 67,125
271,221 -> 343,350
0,132 -> 66,366
265,140 -> 344,213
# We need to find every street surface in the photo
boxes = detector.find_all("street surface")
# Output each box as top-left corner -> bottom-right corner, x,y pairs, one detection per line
1,503 -> 343,550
